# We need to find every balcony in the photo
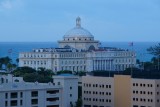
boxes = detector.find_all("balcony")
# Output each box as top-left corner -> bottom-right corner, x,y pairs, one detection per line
46,93 -> 60,98
46,101 -> 60,105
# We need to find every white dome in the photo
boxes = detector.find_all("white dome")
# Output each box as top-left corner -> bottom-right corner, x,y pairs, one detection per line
64,17 -> 93,38
64,26 -> 93,38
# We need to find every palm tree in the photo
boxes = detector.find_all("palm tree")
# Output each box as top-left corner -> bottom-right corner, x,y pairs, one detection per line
0,56 -> 12,70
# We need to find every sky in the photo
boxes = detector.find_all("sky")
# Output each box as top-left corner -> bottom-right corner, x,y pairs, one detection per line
0,0 -> 160,42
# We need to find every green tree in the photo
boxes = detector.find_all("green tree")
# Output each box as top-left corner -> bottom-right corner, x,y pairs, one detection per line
0,56 -> 12,70
57,70 -> 72,75
12,67 -> 36,77
23,73 -> 38,82
146,43 -> 160,71
75,98 -> 82,107
147,43 -> 160,56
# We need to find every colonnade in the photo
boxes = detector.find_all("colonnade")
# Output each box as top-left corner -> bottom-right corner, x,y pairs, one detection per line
93,59 -> 114,71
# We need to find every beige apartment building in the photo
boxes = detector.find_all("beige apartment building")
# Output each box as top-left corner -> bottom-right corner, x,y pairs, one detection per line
82,75 -> 160,107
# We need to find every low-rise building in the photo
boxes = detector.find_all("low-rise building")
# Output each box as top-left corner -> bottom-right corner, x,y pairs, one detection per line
0,74 -> 78,107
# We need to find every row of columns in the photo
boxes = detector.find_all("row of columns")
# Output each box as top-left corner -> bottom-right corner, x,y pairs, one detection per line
93,59 -> 114,71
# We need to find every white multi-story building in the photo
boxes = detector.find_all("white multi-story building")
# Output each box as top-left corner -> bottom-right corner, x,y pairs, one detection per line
82,75 -> 160,107
0,74 -> 78,107
19,17 -> 136,72
0,74 -> 24,84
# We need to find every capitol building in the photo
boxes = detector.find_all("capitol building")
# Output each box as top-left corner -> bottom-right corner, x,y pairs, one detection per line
19,17 -> 136,72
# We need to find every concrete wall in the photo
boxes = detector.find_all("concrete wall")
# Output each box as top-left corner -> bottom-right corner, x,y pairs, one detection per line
114,75 -> 131,107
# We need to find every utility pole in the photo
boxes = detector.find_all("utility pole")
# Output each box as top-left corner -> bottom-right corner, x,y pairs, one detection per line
131,43 -> 134,78
158,54 -> 160,71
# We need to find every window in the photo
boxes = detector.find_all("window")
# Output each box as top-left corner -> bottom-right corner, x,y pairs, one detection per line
5,101 -> 7,106
133,83 -> 135,86
14,79 -> 19,82
31,99 -> 38,105
106,92 -> 108,95
58,82 -> 61,85
11,92 -> 18,98
102,85 -> 104,88
70,94 -> 72,97
47,98 -> 59,101
96,84 -> 98,87
20,92 -> 23,98
20,100 -> 23,106
5,93 -> 8,99
70,87 -> 72,90
31,91 -> 38,97
106,99 -> 108,102
143,84 -> 145,87
11,100 -> 17,106
143,99 -> 146,102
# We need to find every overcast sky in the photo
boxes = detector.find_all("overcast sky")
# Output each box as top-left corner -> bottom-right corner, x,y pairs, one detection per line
0,0 -> 160,42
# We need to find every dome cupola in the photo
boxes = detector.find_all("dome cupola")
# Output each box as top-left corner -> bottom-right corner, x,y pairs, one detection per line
64,17 -> 93,38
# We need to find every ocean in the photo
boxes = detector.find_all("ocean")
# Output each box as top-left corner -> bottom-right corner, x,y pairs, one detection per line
0,42 -> 159,63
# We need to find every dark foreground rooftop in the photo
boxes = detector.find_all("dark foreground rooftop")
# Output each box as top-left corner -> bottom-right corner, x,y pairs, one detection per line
89,69 -> 160,79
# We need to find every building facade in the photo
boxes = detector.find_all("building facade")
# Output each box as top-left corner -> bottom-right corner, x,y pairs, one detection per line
82,76 -> 114,107
19,17 -> 136,72
0,74 -> 78,107
82,75 -> 160,107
